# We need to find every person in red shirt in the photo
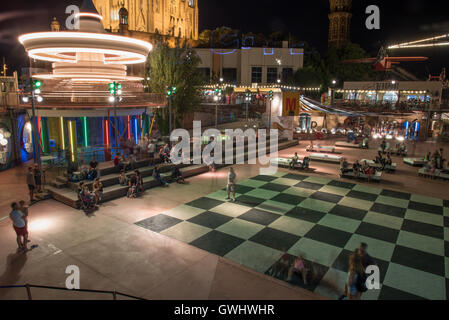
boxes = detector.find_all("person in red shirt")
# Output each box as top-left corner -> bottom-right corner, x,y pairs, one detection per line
113,153 -> 121,167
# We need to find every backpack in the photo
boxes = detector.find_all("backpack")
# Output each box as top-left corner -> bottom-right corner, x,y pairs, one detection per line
355,272 -> 368,293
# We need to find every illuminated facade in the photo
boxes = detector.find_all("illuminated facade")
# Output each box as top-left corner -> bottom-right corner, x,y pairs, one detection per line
328,0 -> 352,48
196,42 -> 304,86
93,0 -> 199,40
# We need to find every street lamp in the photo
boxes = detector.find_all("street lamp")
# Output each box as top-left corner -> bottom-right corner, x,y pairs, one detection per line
245,89 -> 251,123
109,82 -> 123,149
268,90 -> 274,130
331,79 -> 337,106
166,86 -> 177,144
21,78 -> 44,165
214,88 -> 222,128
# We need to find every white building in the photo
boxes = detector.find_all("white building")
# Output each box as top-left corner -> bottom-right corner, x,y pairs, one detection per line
196,42 -> 304,86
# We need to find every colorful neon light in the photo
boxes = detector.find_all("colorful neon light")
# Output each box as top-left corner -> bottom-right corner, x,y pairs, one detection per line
104,119 -> 110,147
59,117 -> 65,150
134,117 -> 138,143
82,117 -> 88,147
68,120 -> 76,162
127,116 -> 131,140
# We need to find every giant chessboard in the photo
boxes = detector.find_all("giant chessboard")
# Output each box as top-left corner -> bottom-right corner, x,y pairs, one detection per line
136,171 -> 449,300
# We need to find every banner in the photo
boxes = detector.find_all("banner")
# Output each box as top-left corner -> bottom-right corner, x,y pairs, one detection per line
282,92 -> 300,116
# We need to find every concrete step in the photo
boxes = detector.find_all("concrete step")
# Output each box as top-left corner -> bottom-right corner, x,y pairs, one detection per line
47,139 -> 298,209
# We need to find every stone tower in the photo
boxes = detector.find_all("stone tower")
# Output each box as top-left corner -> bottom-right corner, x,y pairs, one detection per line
328,0 -> 352,48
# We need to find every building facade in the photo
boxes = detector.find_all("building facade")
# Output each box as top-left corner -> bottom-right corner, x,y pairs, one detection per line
328,0 -> 352,48
196,43 -> 304,86
93,0 -> 199,40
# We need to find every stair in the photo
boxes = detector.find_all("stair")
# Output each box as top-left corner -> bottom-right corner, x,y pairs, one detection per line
46,139 -> 299,209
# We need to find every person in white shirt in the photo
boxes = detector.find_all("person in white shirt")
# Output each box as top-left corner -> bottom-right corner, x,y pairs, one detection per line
226,167 -> 237,202
9,202 -> 28,252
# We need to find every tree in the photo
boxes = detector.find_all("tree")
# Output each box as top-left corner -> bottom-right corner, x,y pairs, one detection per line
145,39 -> 205,134
325,43 -> 375,83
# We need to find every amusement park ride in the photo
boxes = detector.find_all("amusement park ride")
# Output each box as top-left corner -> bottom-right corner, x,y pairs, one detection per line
342,46 -> 428,72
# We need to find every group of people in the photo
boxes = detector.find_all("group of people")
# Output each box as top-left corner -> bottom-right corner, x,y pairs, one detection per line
340,158 -> 376,178
289,152 -> 311,170
26,164 -> 44,202
423,148 -> 447,174
342,243 -> 377,300
70,157 -> 100,182
9,201 -> 31,252
77,178 -> 103,214
374,151 -> 393,169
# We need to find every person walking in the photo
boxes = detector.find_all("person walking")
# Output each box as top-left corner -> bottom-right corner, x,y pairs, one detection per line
344,253 -> 366,300
9,202 -> 29,252
226,167 -> 236,202
33,164 -> 43,193
26,166 -> 36,202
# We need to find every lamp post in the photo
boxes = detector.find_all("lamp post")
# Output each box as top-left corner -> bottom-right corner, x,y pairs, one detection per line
245,89 -> 251,123
214,88 -> 223,128
109,82 -> 122,149
268,90 -> 274,130
331,79 -> 337,106
166,86 -> 177,145
22,78 -> 43,165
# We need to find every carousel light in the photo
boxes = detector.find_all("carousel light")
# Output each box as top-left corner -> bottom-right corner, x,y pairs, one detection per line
396,136 -> 405,142
0,139 -> 7,146
108,96 -> 115,102
22,96 -> 29,103
36,96 -> 43,103
386,134 -> 393,140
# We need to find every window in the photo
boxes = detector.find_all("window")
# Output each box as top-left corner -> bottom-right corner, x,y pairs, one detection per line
222,68 -> 237,84
267,67 -> 278,84
251,67 -> 262,84
282,68 -> 294,81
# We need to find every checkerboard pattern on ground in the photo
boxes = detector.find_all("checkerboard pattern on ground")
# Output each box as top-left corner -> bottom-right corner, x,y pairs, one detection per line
136,171 -> 449,300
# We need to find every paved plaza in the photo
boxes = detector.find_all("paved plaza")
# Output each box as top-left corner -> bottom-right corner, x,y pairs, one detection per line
1,141 -> 449,300
136,172 -> 449,300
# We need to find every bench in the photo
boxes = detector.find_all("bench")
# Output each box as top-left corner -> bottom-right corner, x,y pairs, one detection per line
306,145 -> 337,154
341,170 -> 382,182
389,148 -> 408,157
270,158 -> 315,172
309,153 -> 342,164
361,159 -> 397,173
418,168 -> 449,181
335,141 -> 362,149
403,158 -> 426,167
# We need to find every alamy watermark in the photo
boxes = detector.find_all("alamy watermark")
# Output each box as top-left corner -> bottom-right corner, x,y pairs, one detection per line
170,121 -> 279,175
366,5 -> 380,30
65,5 -> 80,30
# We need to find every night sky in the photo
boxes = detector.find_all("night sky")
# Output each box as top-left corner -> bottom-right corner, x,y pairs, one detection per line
0,0 -> 448,77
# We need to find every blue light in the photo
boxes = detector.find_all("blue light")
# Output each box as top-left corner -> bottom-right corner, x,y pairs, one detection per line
264,48 -> 274,55
210,49 -> 237,55
134,117 -> 138,143
290,48 -> 305,55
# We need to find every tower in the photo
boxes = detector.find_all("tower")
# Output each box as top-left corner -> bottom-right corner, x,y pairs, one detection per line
328,0 -> 352,48
50,17 -> 61,32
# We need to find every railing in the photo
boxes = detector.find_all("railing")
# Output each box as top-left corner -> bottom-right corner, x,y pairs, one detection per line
0,284 -> 145,300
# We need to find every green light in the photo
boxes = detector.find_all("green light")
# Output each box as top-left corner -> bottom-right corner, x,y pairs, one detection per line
34,80 -> 42,88
117,84 -> 122,90
110,89 -> 116,94
83,117 -> 89,147
109,83 -> 115,89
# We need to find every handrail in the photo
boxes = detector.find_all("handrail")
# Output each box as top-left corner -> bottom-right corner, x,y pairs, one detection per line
0,284 -> 146,300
